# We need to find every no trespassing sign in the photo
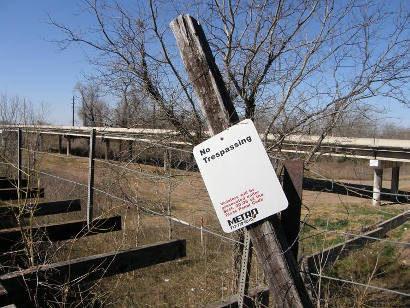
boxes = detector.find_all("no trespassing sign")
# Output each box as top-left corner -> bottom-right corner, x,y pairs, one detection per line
193,119 -> 288,233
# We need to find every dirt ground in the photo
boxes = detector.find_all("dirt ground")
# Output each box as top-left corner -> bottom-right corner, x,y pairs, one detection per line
4,151 -> 409,307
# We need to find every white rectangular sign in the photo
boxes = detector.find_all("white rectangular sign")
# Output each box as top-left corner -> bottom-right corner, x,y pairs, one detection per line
193,119 -> 288,233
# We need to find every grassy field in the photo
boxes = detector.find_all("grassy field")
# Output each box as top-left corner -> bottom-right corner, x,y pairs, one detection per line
2,149 -> 410,307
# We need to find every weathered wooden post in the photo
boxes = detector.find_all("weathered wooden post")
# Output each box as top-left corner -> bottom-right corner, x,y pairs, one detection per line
87,129 -> 96,229
281,160 -> 304,259
170,15 -> 312,307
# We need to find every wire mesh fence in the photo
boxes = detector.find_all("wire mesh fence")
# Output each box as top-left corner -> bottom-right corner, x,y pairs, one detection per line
0,128 -> 409,307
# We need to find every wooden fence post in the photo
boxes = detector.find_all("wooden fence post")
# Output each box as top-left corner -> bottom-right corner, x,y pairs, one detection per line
170,15 -> 312,307
281,160 -> 304,260
87,129 -> 96,229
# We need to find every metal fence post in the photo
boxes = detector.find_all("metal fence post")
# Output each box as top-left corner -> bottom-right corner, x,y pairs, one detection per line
87,129 -> 96,229
17,129 -> 22,202
238,229 -> 252,308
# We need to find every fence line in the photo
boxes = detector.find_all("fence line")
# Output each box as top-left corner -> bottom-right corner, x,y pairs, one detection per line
304,272 -> 410,297
3,140 -> 410,303
19,147 -> 206,191
304,223 -> 410,246
22,146 -> 410,200
1,160 -> 313,257
0,161 -> 244,246
307,166 -> 410,199
21,148 -> 80,161
2,159 -> 407,250
95,158 -> 206,191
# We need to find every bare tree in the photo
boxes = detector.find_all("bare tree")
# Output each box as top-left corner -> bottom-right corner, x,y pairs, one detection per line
0,94 -> 46,125
75,82 -> 110,126
49,0 -> 409,155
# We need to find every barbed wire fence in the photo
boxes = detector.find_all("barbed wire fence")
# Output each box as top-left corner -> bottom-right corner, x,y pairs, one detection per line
0,128 -> 409,306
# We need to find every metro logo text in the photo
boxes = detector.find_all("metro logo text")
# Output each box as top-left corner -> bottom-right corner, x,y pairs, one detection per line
227,208 -> 259,230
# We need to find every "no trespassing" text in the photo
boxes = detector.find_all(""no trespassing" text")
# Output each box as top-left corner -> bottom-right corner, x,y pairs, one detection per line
200,136 -> 252,164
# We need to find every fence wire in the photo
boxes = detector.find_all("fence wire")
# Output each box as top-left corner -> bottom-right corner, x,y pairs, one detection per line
0,129 -> 409,307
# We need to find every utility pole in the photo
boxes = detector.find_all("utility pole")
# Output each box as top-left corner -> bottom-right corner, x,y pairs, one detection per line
72,96 -> 75,126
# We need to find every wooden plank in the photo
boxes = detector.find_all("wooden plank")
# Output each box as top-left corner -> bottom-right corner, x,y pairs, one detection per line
0,188 -> 44,201
0,249 -> 27,275
0,216 -> 121,252
0,239 -> 186,307
281,161 -> 304,260
302,178 -> 409,203
306,227 -> 385,274
0,199 -> 81,218
0,283 -> 12,307
0,214 -> 17,230
202,286 -> 269,308
0,179 -> 28,189
305,210 -> 409,273
378,210 -> 410,232
0,199 -> 81,230
170,15 -> 312,308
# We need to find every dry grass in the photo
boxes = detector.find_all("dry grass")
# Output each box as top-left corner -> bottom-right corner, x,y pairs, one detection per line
3,143 -> 410,307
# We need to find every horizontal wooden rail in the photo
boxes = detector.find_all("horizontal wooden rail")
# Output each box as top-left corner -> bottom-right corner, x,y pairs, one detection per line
0,199 -> 82,230
202,286 -> 269,308
0,239 -> 186,307
305,211 -> 409,273
0,215 -> 121,252
0,187 -> 44,201
0,283 -> 11,307
0,178 -> 28,189
303,178 -> 409,202
0,199 -> 81,218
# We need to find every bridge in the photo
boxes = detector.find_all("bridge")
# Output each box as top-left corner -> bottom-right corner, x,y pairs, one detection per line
1,124 -> 409,206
